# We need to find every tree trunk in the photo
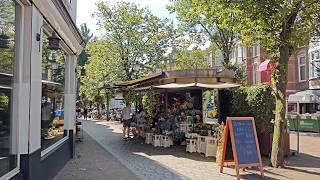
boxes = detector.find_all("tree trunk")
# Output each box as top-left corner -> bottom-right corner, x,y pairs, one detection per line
271,89 -> 286,167
222,50 -> 230,65
271,57 -> 288,166
270,7 -> 299,167
271,31 -> 290,168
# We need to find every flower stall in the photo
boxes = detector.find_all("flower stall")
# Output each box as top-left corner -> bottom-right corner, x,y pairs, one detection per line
115,68 -> 239,157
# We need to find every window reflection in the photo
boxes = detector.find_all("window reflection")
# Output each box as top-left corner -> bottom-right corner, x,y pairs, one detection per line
0,0 -> 17,176
41,33 -> 65,150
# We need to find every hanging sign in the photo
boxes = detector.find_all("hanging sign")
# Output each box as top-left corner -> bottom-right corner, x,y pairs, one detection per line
219,117 -> 264,180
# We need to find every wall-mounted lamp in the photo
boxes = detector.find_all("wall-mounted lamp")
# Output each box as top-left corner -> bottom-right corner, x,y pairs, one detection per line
48,32 -> 60,50
36,25 -> 61,51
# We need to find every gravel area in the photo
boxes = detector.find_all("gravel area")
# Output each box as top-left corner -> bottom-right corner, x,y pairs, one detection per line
53,130 -> 140,180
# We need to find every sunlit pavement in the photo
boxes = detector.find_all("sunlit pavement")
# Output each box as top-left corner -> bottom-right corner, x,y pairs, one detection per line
72,120 -> 319,180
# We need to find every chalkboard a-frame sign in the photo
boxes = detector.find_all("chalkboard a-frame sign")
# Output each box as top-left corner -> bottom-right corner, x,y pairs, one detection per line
219,117 -> 264,180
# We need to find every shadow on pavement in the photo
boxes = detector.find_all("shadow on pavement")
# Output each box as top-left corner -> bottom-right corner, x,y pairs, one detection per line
82,119 -> 320,180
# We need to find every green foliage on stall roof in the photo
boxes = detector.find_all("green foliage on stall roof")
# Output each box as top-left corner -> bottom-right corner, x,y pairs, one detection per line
223,63 -> 247,85
230,84 -> 275,134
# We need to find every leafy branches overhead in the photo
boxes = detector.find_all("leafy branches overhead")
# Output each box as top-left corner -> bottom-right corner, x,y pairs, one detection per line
173,47 -> 210,70
168,0 -> 240,64
93,1 -> 176,80
80,39 -> 120,101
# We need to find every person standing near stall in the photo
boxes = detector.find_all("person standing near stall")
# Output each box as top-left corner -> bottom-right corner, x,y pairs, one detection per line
83,107 -> 88,120
137,107 -> 146,137
122,103 -> 132,139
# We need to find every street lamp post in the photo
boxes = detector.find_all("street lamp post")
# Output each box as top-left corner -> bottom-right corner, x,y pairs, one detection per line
134,63 -> 141,113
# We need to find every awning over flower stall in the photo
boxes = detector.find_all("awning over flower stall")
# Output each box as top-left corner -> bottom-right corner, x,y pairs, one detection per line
288,90 -> 320,103
116,68 -> 240,90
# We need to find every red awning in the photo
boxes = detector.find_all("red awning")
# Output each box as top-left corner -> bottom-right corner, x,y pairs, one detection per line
258,60 -> 278,72
258,60 -> 271,71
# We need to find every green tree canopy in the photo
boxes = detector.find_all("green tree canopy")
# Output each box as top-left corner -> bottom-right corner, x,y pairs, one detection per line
173,47 -> 210,70
93,1 -> 176,80
168,0 -> 240,64
80,39 -> 120,101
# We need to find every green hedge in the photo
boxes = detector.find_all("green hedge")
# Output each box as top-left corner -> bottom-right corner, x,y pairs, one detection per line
228,84 -> 275,133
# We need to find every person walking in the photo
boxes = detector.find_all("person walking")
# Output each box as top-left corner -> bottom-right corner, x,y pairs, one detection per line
84,107 -> 88,120
122,103 -> 132,139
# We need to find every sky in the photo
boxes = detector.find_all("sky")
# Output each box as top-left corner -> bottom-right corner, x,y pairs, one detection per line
76,0 -> 177,36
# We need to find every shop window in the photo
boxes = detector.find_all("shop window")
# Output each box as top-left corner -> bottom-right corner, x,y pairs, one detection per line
0,0 -> 18,177
41,32 -> 66,151
298,56 -> 307,81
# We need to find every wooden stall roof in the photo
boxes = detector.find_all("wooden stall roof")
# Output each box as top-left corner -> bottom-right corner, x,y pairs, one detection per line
116,68 -> 240,90
115,72 -> 164,87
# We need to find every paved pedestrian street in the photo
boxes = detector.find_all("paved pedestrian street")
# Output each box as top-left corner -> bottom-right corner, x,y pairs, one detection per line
55,120 -> 320,180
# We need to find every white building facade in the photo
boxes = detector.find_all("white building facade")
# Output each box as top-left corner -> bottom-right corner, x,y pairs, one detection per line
0,0 -> 84,179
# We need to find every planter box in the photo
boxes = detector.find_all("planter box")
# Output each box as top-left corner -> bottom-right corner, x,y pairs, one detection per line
258,132 -> 290,157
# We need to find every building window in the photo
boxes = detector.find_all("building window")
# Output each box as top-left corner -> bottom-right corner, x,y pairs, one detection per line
41,32 -> 66,151
298,56 -> 307,81
237,47 -> 243,63
253,44 -> 260,57
310,50 -> 320,78
0,0 -> 18,177
253,62 -> 260,85
214,50 -> 223,66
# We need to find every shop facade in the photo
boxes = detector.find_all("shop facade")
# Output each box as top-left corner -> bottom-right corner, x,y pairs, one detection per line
0,0 -> 84,179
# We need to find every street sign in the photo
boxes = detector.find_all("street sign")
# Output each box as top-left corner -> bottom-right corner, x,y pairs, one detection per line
220,117 -> 264,180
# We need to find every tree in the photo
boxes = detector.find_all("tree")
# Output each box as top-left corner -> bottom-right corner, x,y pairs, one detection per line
80,39 -> 120,117
78,23 -> 93,67
168,0 -> 239,65
218,0 -> 320,167
80,39 -> 120,100
93,1 -> 176,80
173,47 -> 210,70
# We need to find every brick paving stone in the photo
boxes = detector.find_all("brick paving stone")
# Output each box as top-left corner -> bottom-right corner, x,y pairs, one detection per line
81,120 -> 320,180
53,131 -> 139,180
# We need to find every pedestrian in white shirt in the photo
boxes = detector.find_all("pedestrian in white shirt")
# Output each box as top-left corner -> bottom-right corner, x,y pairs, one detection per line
122,103 -> 132,139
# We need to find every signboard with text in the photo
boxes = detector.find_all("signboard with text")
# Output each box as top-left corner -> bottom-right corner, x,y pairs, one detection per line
219,117 -> 264,180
